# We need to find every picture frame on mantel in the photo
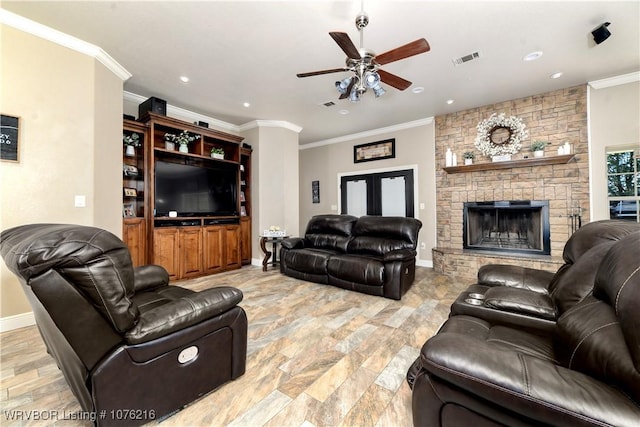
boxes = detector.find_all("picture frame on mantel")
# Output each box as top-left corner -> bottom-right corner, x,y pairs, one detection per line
1,114 -> 20,163
354,138 -> 395,163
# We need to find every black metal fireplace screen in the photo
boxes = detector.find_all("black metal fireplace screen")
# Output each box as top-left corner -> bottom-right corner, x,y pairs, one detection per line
463,200 -> 550,256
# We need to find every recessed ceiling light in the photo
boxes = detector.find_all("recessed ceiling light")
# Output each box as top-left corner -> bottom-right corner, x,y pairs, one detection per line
550,72 -> 563,79
412,86 -> 425,94
179,76 -> 190,83
338,109 -> 350,115
243,102 -> 251,108
523,51 -> 543,61
446,99 -> 454,105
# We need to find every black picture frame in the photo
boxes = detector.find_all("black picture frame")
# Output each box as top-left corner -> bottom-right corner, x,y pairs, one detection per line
1,114 -> 20,162
354,138 -> 395,163
312,180 -> 320,203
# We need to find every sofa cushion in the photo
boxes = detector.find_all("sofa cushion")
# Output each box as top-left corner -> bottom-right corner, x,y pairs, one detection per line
304,214 -> 357,253
281,248 -> 336,275
327,254 -> 384,286
348,216 -> 422,257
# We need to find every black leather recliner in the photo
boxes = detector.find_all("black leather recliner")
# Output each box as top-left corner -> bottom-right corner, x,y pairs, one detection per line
0,224 -> 247,426
450,220 -> 640,331
407,224 -> 640,426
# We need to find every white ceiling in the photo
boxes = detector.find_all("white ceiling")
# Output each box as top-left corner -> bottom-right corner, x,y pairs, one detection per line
3,1 -> 639,144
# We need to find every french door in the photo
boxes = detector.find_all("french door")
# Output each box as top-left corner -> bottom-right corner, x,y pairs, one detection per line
340,169 -> 414,217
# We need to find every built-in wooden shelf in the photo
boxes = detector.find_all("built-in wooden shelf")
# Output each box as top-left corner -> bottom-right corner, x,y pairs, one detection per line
443,154 -> 576,174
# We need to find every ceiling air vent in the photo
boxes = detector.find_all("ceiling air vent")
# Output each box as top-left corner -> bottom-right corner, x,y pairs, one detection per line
452,51 -> 481,66
321,101 -> 336,107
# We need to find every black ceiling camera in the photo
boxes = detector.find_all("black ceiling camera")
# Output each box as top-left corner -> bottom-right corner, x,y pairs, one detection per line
592,22 -> 611,45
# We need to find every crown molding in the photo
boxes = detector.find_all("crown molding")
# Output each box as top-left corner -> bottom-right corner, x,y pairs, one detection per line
1,9 -> 131,81
301,117 -> 434,150
238,120 -> 303,134
123,91 -> 240,133
589,71 -> 639,89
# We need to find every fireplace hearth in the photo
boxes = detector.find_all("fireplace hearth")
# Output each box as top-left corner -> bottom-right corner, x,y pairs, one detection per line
463,200 -> 550,256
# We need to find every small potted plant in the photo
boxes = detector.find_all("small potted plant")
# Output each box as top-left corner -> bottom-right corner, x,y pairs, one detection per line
211,147 -> 225,160
123,133 -> 140,157
463,151 -> 475,165
165,130 -> 199,153
531,140 -> 548,158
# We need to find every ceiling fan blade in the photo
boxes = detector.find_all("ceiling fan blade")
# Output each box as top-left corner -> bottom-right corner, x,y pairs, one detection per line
329,32 -> 361,59
375,38 -> 430,65
297,68 -> 347,78
378,69 -> 412,91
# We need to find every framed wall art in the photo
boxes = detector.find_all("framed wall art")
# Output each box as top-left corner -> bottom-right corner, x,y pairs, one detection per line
354,138 -> 395,163
1,114 -> 20,162
312,180 -> 320,203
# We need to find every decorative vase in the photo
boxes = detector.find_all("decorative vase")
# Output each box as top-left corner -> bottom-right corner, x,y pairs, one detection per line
165,141 -> 175,151
125,145 -> 135,157
534,150 -> 544,158
464,158 -> 473,165
178,144 -> 189,153
211,153 -> 224,160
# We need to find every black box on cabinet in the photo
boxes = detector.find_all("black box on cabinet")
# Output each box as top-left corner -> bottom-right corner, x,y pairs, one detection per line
138,97 -> 167,118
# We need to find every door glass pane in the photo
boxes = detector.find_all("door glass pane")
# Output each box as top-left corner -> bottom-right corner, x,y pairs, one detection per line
346,180 -> 367,217
381,176 -> 406,216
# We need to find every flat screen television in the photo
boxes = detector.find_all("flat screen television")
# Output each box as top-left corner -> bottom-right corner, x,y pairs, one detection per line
155,160 -> 238,217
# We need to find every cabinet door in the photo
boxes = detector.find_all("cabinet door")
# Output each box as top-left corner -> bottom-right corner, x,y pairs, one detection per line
225,225 -> 241,269
203,226 -> 225,274
240,217 -> 251,265
154,228 -> 179,279
179,228 -> 203,278
123,218 -> 146,267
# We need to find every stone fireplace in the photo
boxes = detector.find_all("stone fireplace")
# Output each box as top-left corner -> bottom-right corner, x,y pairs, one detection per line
433,85 -> 590,282
463,200 -> 550,256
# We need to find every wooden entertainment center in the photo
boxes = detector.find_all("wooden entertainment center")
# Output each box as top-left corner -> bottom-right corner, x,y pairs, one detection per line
122,113 -> 252,279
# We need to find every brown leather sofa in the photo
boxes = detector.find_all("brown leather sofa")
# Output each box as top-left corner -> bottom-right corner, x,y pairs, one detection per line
450,219 -> 640,332
0,224 -> 247,426
407,222 -> 640,426
280,214 -> 422,299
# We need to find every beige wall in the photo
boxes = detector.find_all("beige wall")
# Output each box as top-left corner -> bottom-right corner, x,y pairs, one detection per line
0,25 -> 123,319
247,125 -> 300,261
298,120 -> 436,264
588,80 -> 640,220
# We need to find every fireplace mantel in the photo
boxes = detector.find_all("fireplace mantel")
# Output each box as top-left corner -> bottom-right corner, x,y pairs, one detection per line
443,154 -> 575,174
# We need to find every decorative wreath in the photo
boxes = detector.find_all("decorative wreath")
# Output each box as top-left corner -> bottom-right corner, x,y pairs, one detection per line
474,113 -> 528,157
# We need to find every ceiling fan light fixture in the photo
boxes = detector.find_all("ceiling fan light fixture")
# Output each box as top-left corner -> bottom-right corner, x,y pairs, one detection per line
372,85 -> 386,98
364,71 -> 380,88
349,87 -> 360,103
335,77 -> 352,95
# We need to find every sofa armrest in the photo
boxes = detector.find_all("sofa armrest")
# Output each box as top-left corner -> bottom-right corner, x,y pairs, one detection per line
383,248 -> 416,262
133,265 -> 170,292
422,333 -> 640,426
281,237 -> 305,250
477,264 -> 554,294
483,286 -> 556,320
125,286 -> 243,344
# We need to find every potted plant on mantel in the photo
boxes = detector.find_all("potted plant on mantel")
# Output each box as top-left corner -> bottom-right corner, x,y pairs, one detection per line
164,130 -> 199,153
463,151 -> 475,165
211,147 -> 224,160
123,133 -> 140,157
531,140 -> 548,158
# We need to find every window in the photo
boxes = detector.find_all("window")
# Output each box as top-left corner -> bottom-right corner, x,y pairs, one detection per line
607,148 -> 639,222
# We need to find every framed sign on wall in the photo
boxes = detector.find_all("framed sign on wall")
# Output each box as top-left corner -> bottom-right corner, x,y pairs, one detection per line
354,138 -> 395,163
1,114 -> 20,162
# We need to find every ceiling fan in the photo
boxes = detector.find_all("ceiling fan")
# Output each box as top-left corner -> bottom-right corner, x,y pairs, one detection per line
296,9 -> 430,102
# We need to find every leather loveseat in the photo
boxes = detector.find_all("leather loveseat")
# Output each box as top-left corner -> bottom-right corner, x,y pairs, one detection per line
407,223 -> 640,426
280,214 -> 422,300
450,219 -> 640,332
0,224 -> 247,426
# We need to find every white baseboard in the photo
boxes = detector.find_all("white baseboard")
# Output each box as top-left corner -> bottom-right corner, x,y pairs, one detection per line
0,312 -> 35,332
416,259 -> 433,268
